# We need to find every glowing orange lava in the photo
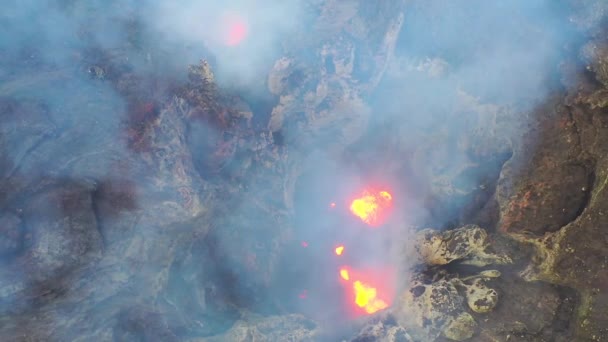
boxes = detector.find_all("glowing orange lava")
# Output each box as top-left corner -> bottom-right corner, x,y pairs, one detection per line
338,267 -> 394,316
340,268 -> 350,281
335,245 -> 345,256
349,189 -> 393,226
353,281 -> 388,314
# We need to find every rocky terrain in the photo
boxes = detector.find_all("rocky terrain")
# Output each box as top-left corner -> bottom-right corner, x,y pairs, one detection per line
1,0 -> 608,341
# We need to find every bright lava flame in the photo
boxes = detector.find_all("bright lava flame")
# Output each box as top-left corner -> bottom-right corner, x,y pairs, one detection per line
349,189 -> 393,226
337,266 -> 394,316
340,268 -> 350,281
353,281 -> 388,314
335,245 -> 345,256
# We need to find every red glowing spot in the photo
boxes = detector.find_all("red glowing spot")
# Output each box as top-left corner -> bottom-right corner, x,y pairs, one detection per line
335,245 -> 345,256
142,102 -> 155,113
349,189 -> 393,226
221,13 -> 248,46
330,202 -> 336,208
301,241 -> 308,248
299,290 -> 308,299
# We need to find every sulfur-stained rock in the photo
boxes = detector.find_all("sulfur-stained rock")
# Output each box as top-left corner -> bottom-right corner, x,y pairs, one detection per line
394,266 -> 503,341
394,272 -> 465,341
415,225 -> 512,267
394,222 -> 509,341
463,278 -> 498,314
442,312 -> 477,341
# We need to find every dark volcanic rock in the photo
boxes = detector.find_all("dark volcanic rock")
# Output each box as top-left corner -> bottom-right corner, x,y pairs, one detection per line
475,278 -> 577,342
497,100 -> 593,236
22,184 -> 103,284
203,313 -> 319,342
0,212 -> 22,257
493,26 -> 608,341
352,322 -> 413,342
3,1 -> 608,341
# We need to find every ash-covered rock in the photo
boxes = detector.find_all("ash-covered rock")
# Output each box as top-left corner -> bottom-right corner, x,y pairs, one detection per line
21,184 -> 103,284
2,1 -> 608,341
268,0 -> 405,151
388,224 -> 510,341
0,212 -> 22,257
351,316 -> 413,342
201,313 -> 319,342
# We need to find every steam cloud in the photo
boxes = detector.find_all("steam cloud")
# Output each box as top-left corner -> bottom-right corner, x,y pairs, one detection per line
0,0 -> 598,340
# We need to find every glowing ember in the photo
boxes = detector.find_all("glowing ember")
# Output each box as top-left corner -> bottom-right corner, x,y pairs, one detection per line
299,289 -> 308,299
335,245 -> 345,256
340,268 -> 350,281
221,13 -> 248,46
349,189 -> 393,226
353,281 -> 388,314
330,202 -> 336,208
301,241 -> 308,248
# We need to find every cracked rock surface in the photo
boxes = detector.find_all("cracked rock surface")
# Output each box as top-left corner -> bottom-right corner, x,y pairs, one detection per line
1,0 -> 608,341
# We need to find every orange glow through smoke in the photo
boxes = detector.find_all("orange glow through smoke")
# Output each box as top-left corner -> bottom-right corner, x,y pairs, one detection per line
338,266 -> 394,316
349,190 -> 393,226
221,13 -> 248,46
353,281 -> 388,314
335,245 -> 345,256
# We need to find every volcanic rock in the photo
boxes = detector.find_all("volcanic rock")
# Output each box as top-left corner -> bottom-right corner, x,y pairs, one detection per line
0,212 -> 22,257
200,313 -> 319,342
414,225 -> 512,267
2,1 -> 608,341
492,18 -> 608,340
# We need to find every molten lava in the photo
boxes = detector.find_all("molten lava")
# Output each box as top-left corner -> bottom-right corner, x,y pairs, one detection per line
338,266 -> 394,316
335,245 -> 345,256
340,268 -> 350,281
353,281 -> 388,314
349,189 -> 393,226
